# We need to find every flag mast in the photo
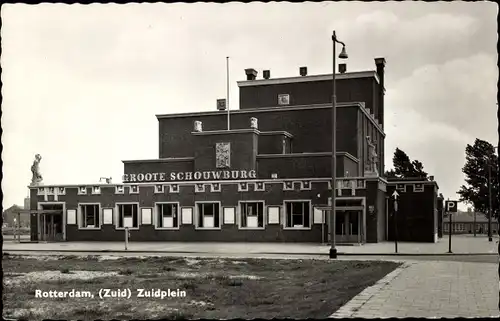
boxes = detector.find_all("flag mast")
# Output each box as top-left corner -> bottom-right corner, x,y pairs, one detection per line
226,56 -> 230,130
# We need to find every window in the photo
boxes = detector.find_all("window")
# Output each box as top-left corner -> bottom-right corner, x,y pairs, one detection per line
197,203 -> 220,229
156,203 -> 179,229
284,201 -> 311,229
239,202 -> 264,229
79,204 -> 100,228
278,94 -> 290,105
117,203 -> 139,228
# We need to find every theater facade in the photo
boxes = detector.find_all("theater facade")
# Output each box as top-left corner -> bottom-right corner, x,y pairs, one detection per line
29,57 -> 441,243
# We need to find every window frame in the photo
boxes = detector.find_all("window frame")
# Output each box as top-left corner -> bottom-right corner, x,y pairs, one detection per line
115,202 -> 140,230
195,201 -> 222,230
78,203 -> 102,230
238,201 -> 265,230
154,202 -> 180,230
283,200 -> 312,230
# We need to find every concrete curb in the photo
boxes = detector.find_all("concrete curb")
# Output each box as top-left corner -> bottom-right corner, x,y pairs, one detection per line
2,249 -> 497,256
329,262 -> 413,318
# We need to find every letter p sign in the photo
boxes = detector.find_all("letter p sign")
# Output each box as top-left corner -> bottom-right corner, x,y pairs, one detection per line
445,200 -> 458,213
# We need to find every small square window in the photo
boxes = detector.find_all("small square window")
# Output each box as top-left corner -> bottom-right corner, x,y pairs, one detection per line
78,187 -> 87,195
278,94 -> 290,105
154,185 -> 164,194
129,185 -> 139,194
115,186 -> 124,194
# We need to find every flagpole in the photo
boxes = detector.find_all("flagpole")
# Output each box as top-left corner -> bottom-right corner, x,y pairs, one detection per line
226,56 -> 230,130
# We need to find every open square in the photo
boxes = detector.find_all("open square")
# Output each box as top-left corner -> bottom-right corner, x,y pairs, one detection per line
2,255 -> 400,319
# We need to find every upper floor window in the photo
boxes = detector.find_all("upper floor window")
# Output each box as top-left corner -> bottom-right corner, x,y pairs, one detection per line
278,94 -> 290,106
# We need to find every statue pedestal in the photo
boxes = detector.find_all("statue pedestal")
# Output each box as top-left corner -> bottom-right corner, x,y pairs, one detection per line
364,170 -> 379,178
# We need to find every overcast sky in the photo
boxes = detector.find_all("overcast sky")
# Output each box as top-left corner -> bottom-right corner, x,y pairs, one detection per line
1,2 -> 498,210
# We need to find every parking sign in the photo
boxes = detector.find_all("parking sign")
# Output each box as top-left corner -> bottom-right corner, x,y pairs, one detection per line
445,200 -> 458,213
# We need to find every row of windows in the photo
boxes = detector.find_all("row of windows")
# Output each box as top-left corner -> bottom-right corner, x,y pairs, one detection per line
443,223 -> 496,232
38,179 -> 369,198
395,183 -> 425,193
71,201 -> 315,230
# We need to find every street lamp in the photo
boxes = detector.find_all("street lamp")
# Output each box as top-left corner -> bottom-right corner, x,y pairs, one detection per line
330,31 -> 348,259
487,146 -> 499,242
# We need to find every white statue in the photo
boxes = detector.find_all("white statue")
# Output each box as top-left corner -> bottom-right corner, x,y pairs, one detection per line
366,136 -> 379,175
250,117 -> 258,129
194,121 -> 203,132
31,154 -> 43,185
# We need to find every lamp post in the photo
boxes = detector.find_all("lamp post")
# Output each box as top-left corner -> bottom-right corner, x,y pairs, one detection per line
330,31 -> 348,259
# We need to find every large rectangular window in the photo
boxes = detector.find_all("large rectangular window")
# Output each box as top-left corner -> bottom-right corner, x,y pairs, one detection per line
239,202 -> 264,229
79,204 -> 100,228
156,203 -> 179,229
284,201 -> 311,228
117,203 -> 139,228
197,203 -> 220,229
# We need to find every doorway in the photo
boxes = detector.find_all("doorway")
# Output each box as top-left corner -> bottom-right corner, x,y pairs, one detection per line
321,203 -> 365,244
39,204 -> 64,242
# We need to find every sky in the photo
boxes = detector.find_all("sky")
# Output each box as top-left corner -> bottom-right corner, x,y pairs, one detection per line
1,2 -> 498,210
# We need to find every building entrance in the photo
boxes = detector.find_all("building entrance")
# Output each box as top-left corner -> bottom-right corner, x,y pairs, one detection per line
319,199 -> 365,244
39,204 -> 64,242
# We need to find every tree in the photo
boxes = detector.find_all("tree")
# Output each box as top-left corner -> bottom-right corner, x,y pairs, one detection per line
457,138 -> 499,219
384,148 -> 428,179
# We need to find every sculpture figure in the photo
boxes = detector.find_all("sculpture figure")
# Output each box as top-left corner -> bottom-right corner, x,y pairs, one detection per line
31,154 -> 43,185
194,121 -> 203,132
250,117 -> 258,129
366,136 -> 379,175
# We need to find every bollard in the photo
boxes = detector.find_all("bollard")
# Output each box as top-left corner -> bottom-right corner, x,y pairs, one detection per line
125,227 -> 129,251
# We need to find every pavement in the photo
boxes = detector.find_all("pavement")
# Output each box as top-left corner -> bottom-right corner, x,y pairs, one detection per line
3,234 -> 499,255
3,234 -> 500,318
330,261 -> 500,318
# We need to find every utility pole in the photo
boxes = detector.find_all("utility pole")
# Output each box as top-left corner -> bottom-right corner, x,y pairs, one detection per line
392,190 -> 399,253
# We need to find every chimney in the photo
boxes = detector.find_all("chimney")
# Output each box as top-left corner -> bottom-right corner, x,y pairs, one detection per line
339,63 -> 347,74
245,68 -> 258,81
299,67 -> 307,76
374,58 -> 386,129
263,70 -> 270,79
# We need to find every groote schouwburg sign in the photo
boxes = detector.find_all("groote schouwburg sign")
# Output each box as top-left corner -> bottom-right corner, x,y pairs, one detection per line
122,170 -> 257,183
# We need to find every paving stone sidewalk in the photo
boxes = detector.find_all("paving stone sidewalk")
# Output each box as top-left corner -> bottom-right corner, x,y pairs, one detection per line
331,261 -> 499,318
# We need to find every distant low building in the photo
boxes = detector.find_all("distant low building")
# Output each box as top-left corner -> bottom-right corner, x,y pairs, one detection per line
2,205 -> 30,228
443,212 -> 498,235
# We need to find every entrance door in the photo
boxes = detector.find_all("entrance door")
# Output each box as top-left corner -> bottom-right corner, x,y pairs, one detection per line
345,210 -> 361,243
39,205 -> 64,242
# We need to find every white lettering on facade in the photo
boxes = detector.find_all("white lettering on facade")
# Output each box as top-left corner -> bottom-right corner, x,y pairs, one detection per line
203,172 -> 210,180
194,172 -> 202,180
231,170 -> 239,179
177,172 -> 184,180
121,170 -> 258,182
240,170 -> 248,179
185,172 -> 193,180
122,174 -> 129,182
152,173 -> 159,181
223,171 -> 230,179
145,173 -> 152,181
137,173 -> 145,182
129,174 -> 137,182
248,170 -> 257,179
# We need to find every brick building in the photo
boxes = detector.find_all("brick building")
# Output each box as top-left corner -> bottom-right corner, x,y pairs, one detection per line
29,57 -> 441,243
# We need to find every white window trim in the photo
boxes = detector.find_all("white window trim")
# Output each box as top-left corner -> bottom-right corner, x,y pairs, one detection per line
154,202 -> 181,230
77,186 -> 88,195
211,183 -> 221,193
267,206 -> 281,224
414,184 -> 424,192
91,186 -> 101,195
254,182 -> 265,192
169,184 -> 179,193
129,185 -> 139,194
181,207 -> 194,225
115,202 -> 140,230
300,181 -> 312,191
283,200 -> 312,230
115,185 -> 125,194
237,182 -> 249,192
283,181 -> 295,191
238,201 -> 266,230
78,203 -> 102,230
195,184 -> 206,193
37,187 -> 45,196
195,201 -> 222,230
154,184 -> 165,194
